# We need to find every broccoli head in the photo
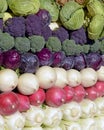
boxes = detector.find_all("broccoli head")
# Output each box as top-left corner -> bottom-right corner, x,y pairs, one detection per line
3,16 -> 26,37
29,35 -> 45,53
14,37 -> 30,53
46,36 -> 62,52
25,14 -> 42,36
52,27 -> 69,42
0,31 -> 14,51
62,39 -> 77,55
90,40 -> 101,53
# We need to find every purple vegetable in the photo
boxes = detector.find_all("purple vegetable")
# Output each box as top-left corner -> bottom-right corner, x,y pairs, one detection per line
3,49 -> 21,70
36,9 -> 51,27
0,49 -> 3,65
0,19 -> 3,31
36,48 -> 53,66
19,52 -> 39,73
4,17 -> 25,37
52,51 -> 65,67
61,56 -> 75,70
41,26 -> 52,41
25,14 -> 42,36
70,27 -> 87,45
74,54 -> 86,70
86,52 -> 102,70
52,27 -> 69,42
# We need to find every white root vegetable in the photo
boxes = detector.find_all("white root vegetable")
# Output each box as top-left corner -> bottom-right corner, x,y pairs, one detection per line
60,120 -> 81,130
0,69 -> 18,92
22,105 -> 45,127
43,106 -> 63,127
43,126 -> 62,130
0,115 -> 5,130
4,111 -> 25,130
80,99 -> 97,118
80,68 -> 98,87
17,73 -> 39,95
22,126 -> 43,130
94,97 -> 104,116
54,67 -> 68,88
36,66 -> 57,89
61,101 -> 82,121
95,116 -> 104,130
78,118 -> 97,130
67,69 -> 81,87
97,66 -> 104,81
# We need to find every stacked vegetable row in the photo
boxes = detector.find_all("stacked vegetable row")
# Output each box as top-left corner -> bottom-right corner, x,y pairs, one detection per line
0,66 -> 104,129
0,0 -> 104,129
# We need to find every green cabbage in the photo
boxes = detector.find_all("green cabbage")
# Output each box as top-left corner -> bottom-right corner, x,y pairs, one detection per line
88,15 -> 104,40
59,1 -> 84,30
86,0 -> 104,17
39,0 -> 59,22
7,0 -> 40,16
0,0 -> 8,13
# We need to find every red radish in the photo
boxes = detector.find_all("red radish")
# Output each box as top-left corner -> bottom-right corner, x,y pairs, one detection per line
85,86 -> 98,100
16,93 -> 30,112
94,81 -> 104,96
63,86 -> 74,103
45,87 -> 66,107
0,92 -> 19,116
73,84 -> 86,102
29,88 -> 46,106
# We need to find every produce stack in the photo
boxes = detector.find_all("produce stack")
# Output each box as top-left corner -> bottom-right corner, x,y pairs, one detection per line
0,0 -> 104,129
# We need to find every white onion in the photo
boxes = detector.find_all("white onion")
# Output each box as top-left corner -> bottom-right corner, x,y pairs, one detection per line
36,66 -> 57,89
67,69 -> 81,87
54,67 -> 68,88
17,73 -> 39,95
0,69 -> 18,92
80,68 -> 98,87
97,66 -> 104,81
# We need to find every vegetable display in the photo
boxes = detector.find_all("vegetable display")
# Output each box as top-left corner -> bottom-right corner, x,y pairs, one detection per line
0,0 -> 104,129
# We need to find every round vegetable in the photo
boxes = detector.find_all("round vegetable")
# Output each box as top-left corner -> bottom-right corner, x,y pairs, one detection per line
17,73 -> 39,95
36,66 -> 57,89
16,93 -> 30,112
97,66 -> 104,81
8,0 -> 40,16
80,68 -> 98,87
85,86 -> 98,100
63,85 -> 74,103
0,69 -> 18,92
29,88 -> 46,106
0,92 -> 19,116
54,67 -> 68,88
45,87 -> 66,107
67,69 -> 81,87
73,85 -> 86,102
